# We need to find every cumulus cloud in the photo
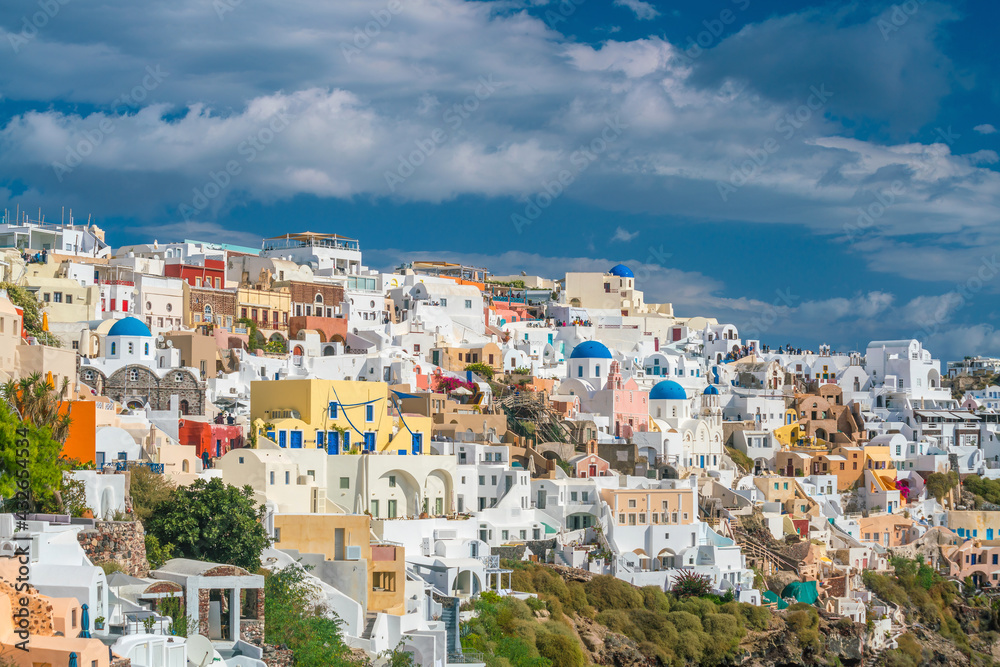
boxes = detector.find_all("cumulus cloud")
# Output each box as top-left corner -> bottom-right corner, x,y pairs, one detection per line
614,0 -> 660,21
0,0 -> 997,342
975,124 -> 997,134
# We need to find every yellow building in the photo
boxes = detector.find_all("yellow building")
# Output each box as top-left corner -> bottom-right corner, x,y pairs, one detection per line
251,378 -> 432,453
237,285 -> 291,332
273,514 -> 406,615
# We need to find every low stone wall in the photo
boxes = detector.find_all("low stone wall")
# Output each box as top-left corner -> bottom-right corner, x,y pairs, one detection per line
262,644 -> 295,667
77,520 -> 148,577
111,658 -> 132,667
491,538 -> 557,561
242,619 -> 265,646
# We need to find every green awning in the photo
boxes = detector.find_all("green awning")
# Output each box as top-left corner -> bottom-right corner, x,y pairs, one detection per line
762,591 -> 788,609
542,522 -> 557,534
781,580 -> 818,605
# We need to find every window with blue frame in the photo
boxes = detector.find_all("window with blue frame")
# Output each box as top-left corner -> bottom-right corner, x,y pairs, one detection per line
329,402 -> 339,418
316,431 -> 325,448
366,404 -> 374,422
343,431 -> 351,452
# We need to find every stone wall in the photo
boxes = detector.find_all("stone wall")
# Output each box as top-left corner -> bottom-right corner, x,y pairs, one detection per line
262,644 -> 295,667
241,619 -> 265,645
491,538 -> 557,562
77,520 -> 148,577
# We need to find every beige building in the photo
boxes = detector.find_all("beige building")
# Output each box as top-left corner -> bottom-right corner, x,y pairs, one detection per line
0,291 -> 20,376
563,267 -> 673,317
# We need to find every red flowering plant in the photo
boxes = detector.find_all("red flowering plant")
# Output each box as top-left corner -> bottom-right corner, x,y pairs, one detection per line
436,375 -> 475,394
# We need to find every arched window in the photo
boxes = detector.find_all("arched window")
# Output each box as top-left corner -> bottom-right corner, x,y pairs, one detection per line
128,342 -> 134,354
144,342 -> 149,355
110,342 -> 116,355
315,293 -> 323,304
182,460 -> 189,473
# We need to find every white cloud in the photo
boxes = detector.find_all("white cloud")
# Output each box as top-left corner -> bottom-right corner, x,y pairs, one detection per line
0,0 -> 993,290
613,0 -> 660,20
975,124 -> 997,135
612,226 -> 639,242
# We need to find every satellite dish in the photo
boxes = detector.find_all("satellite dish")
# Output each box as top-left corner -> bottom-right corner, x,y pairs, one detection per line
186,635 -> 217,667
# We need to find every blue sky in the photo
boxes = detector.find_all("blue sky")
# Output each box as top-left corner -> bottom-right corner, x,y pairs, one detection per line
1,0 -> 998,361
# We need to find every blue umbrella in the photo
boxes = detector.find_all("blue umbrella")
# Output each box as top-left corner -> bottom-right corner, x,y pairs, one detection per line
79,604 -> 91,639
69,652 -> 78,667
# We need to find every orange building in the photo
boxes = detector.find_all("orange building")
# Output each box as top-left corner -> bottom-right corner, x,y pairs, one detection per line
61,400 -> 97,465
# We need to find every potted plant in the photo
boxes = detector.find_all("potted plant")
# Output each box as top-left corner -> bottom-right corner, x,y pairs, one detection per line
94,617 -> 106,630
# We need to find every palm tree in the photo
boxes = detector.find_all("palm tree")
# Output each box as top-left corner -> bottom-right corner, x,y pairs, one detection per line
2,373 -> 72,441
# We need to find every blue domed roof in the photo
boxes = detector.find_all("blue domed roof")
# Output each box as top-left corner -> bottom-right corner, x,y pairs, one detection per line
650,380 -> 687,400
570,341 -> 613,359
108,317 -> 152,338
703,385 -> 720,395
609,264 -> 634,278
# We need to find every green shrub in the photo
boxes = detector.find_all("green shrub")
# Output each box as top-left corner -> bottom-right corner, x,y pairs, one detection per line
585,575 -> 644,611
535,633 -> 583,667
641,585 -> 671,614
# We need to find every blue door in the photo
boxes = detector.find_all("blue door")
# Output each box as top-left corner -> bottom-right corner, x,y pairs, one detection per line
343,432 -> 350,452
989,529 -> 995,541
364,432 -> 376,452
328,431 -> 339,453
411,433 -> 423,455
290,431 -> 303,449
216,440 -> 222,457
699,455 -> 705,468
278,431 -> 287,448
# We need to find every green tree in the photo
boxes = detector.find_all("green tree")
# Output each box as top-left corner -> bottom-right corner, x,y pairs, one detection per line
145,533 -> 174,570
0,282 -> 60,347
265,563 -> 354,666
129,465 -> 175,522
926,470 -> 959,503
146,478 -> 269,571
0,375 -> 75,512
465,363 -> 495,380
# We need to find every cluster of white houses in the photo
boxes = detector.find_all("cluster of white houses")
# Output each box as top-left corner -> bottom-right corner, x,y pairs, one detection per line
2,216 -> 1000,666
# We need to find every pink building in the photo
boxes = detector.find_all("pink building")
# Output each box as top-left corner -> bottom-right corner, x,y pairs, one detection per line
571,441 -> 611,478
604,362 -> 649,439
